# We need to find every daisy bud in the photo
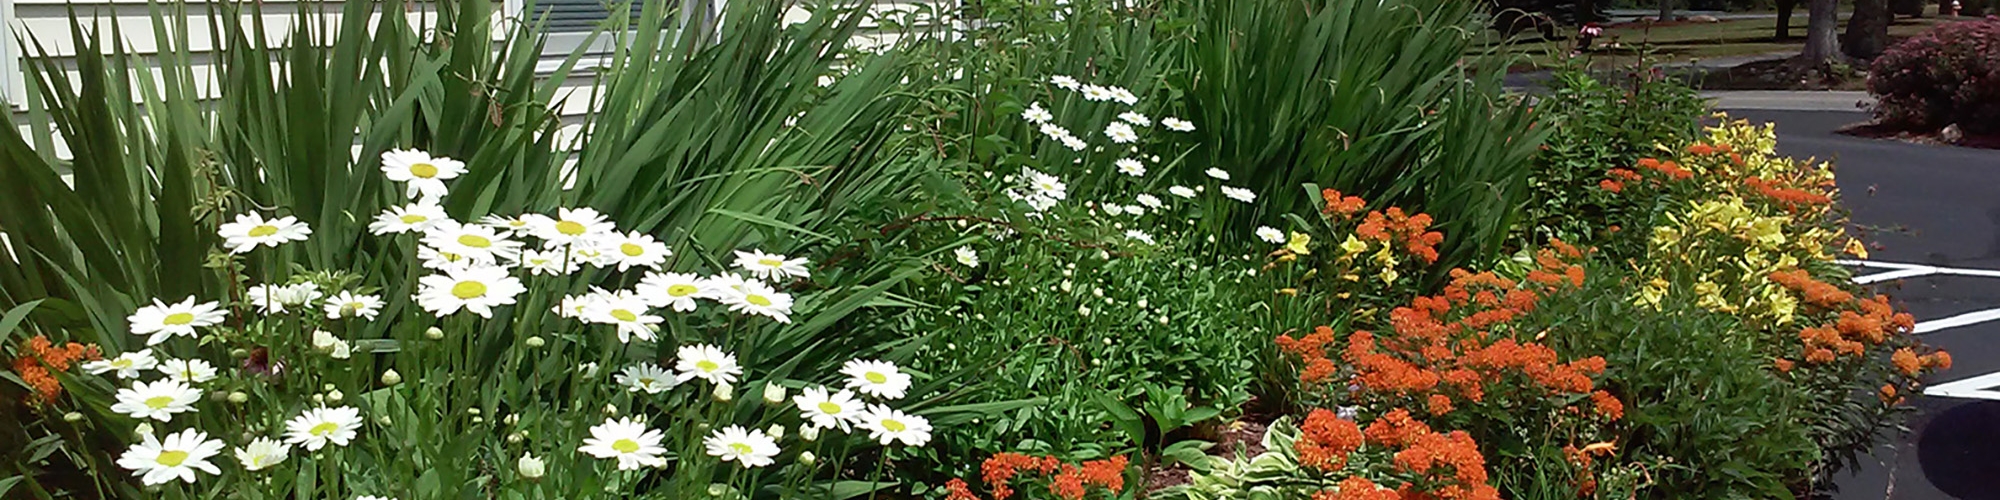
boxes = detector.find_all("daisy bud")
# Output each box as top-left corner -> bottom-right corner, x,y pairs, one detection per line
313,394 -> 325,404
209,391 -> 229,402
229,348 -> 249,358
505,414 -> 520,425
472,416 -> 484,424
762,384 -> 787,405
602,404 -> 618,416
1078,305 -> 1092,317
800,425 -> 822,442
1091,288 -> 1103,297
524,336 -> 545,348
380,369 -> 402,386
323,384 -> 337,391
134,423 -> 154,436
767,424 -> 785,440
799,451 -> 817,466
505,432 -> 522,444
518,453 -> 546,480
377,415 -> 393,425
227,391 -> 249,404
712,381 -> 735,402
425,327 -> 445,340
62,412 -> 84,422
1060,280 -> 1073,292
327,389 -> 344,402
1137,298 -> 1148,308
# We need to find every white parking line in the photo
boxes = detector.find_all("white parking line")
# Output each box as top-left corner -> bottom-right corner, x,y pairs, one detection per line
1916,307 -> 2000,334
1925,371 -> 2000,400
1839,259 -> 2000,284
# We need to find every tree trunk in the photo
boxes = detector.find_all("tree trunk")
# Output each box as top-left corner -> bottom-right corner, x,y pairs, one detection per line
1799,0 -> 1842,65
1844,0 -> 1891,59
1892,0 -> 1925,16
1659,0 -> 1674,21
1969,0 -> 1990,16
1777,0 -> 1799,40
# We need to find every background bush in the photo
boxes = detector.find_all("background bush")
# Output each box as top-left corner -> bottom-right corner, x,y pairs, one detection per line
1867,18 -> 2000,135
1521,67 -> 1707,260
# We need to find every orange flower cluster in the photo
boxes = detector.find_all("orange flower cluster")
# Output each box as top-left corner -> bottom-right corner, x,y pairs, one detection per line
1685,143 -> 1733,156
1891,347 -> 1952,376
1598,179 -> 1624,193
1297,408 -> 1365,471
947,453 -> 1128,500
1322,189 -> 1367,217
1635,158 -> 1693,180
1393,430 -> 1495,500
1768,269 -> 1854,308
1356,208 -> 1445,264
10,335 -> 100,406
1771,270 -> 1924,367
1744,176 -> 1832,209
1312,477 -> 1401,500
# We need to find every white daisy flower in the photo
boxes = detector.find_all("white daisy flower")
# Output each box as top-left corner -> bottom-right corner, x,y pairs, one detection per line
323,291 -> 384,320
368,200 -> 449,235
312,330 -> 352,359
953,247 -> 980,267
718,280 -> 794,324
578,416 -> 666,470
1256,226 -> 1286,244
1204,168 -> 1231,181
635,272 -> 704,312
732,249 -> 810,280
840,359 -> 912,400
608,231 -> 672,271
858,404 -> 933,447
1105,122 -> 1139,144
415,265 -> 527,318
1049,75 -> 1081,90
84,350 -> 159,379
616,363 -> 678,394
563,239 -> 623,268
703,425 -> 781,468
1039,123 -> 1073,141
417,245 -> 476,272
511,248 -> 581,276
157,358 -> 218,384
1081,85 -> 1114,101
1115,158 -> 1147,177
380,149 -> 466,200
527,207 -> 616,247
477,214 -> 537,236
1168,186 -> 1197,198
217,213 -> 311,254
246,282 -> 323,315
1136,194 -> 1164,210
128,297 -> 226,346
1162,117 -> 1196,132
1222,186 -> 1257,203
422,221 -> 523,265
698,274 -> 752,300
584,292 -> 662,343
1060,135 -> 1088,151
110,379 -> 201,422
233,437 -> 289,471
1103,204 -> 1127,217
1126,230 -> 1157,245
1118,111 -> 1152,127
793,386 -> 864,432
1022,102 -> 1054,123
1106,86 -> 1139,105
117,428 -> 223,485
673,344 -> 741,385
555,288 -> 614,318
1026,170 -> 1068,202
284,406 -> 363,451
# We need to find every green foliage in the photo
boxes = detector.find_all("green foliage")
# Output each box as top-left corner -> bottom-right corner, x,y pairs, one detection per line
1520,67 -> 1707,258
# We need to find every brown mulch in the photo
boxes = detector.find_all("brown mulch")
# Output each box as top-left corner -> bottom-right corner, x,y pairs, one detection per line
1141,415 -> 1274,496
1837,121 -> 2000,150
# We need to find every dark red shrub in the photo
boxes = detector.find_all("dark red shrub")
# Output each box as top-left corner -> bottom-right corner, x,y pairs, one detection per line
1867,18 -> 2000,135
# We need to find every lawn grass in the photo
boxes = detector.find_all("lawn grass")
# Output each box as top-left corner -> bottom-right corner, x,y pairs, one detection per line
1478,13 -> 1959,71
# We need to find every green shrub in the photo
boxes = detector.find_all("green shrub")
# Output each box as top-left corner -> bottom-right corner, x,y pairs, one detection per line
1521,68 -> 1706,258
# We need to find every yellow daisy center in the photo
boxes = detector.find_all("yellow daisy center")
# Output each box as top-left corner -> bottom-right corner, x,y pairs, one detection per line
758,258 -> 783,267
865,372 -> 888,384
145,396 -> 176,409
729,443 -> 754,455
882,418 -> 907,432
451,281 -> 488,299
612,439 -> 640,454
637,377 -> 655,387
247,225 -> 279,237
310,422 -> 339,437
696,360 -> 719,372
457,234 -> 492,248
399,214 -> 428,224
162,312 -> 196,325
620,243 -> 645,257
746,294 -> 772,307
154,450 -> 189,467
555,220 -> 587,236
666,284 -> 697,297
410,162 -> 439,178
111,359 -> 133,368
610,309 -> 637,322
817,402 -> 843,414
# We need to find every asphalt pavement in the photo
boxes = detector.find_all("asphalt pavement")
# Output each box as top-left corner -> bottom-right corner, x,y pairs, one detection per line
1717,105 -> 2000,500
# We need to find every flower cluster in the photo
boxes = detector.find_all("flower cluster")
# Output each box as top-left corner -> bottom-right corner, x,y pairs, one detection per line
1290,408 -> 1498,500
943,452 -> 1128,500
10,335 -> 101,405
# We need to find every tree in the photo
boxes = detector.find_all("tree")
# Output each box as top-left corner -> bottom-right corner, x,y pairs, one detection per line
1844,0 -> 1891,59
1776,0 -> 1799,39
1892,0 -> 1925,16
1659,0 -> 1675,20
1799,0 -> 1841,65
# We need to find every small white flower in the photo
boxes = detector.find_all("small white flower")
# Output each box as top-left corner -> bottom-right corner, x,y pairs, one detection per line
246,282 -> 324,315
1168,186 -> 1197,198
110,379 -> 201,422
584,292 -> 662,343
578,416 -> 666,470
858,404 -> 932,447
1106,86 -> 1139,105
1060,135 -> 1088,151
1222,186 -> 1257,203
635,272 -> 704,312
1027,170 -> 1068,202
423,221 -> 524,265
616,363 -> 679,394
673,344 -> 742,385
284,406 -> 363,451
1256,226 -> 1286,244
1118,111 -> 1152,127
311,330 -> 352,359
733,249 -> 811,280
1205,168 -> 1231,181
323,291 -> 384,320
517,452 -> 546,479
117,428 -> 223,485
954,247 -> 980,267
218,213 -> 312,253
840,359 -> 912,400
1162,117 -> 1196,132
477,214 -> 537,236
157,358 -> 218,384
528,207 -> 616,247
415,265 -> 527,318
1021,102 -> 1054,123
417,245 -> 476,272
511,248 -> 581,276
1104,122 -> 1139,144
128,297 -> 226,346
1115,158 -> 1147,177
1039,123 -> 1072,141
1081,85 -> 1114,101
233,437 -> 289,471
84,350 -> 159,379
1049,75 -> 1081,90
1136,194 -> 1164,210
607,231 -> 671,271
1125,230 -> 1156,245
697,274 -> 752,300
380,149 -> 466,200
817,74 -> 838,87
793,386 -> 865,432
369,200 -> 449,235
718,280 -> 794,324
703,425 -> 781,468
